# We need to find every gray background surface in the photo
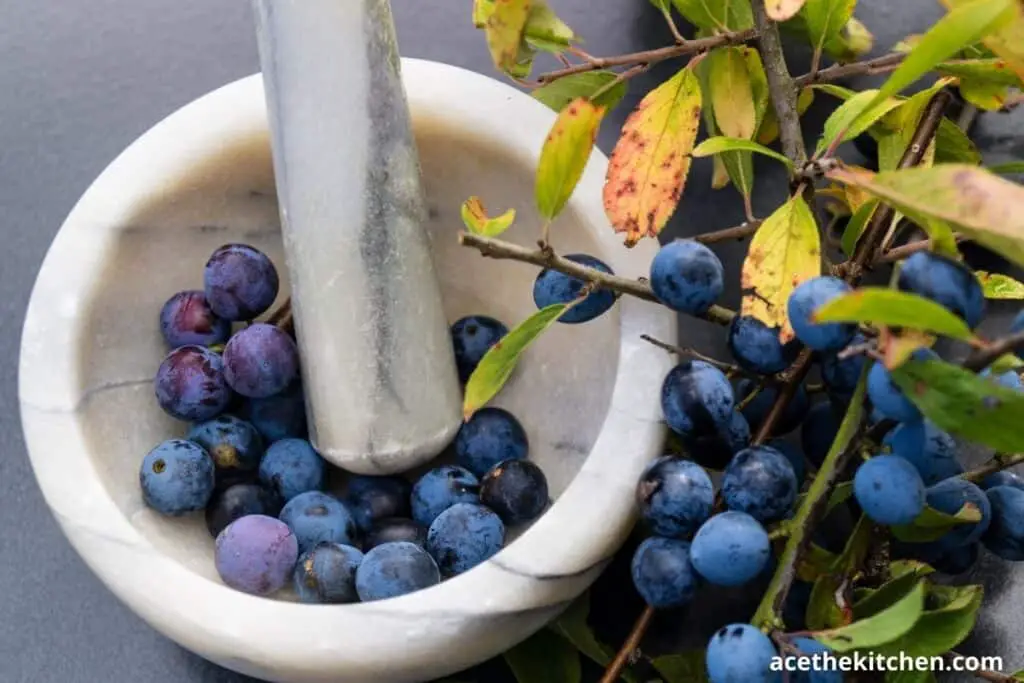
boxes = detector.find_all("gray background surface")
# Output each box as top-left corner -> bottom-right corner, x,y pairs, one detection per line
2,1 -> 1022,681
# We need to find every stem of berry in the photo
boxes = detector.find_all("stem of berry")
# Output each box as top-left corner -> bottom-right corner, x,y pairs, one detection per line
961,452 -> 1024,484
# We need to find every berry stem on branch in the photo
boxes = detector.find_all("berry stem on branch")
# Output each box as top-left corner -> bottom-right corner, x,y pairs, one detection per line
961,452 -> 1024,483
694,219 -> 764,245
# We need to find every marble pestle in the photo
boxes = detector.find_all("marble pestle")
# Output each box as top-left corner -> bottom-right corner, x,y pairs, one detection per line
252,0 -> 462,475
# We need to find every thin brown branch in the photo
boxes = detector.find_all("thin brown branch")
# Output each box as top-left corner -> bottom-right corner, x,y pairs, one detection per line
962,452 -> 1024,484
876,233 -> 968,264
793,52 -> 907,88
640,334 -> 746,376
751,0 -> 807,167
537,28 -> 756,83
658,3 -> 687,45
694,219 -> 764,245
754,349 -> 815,444
459,232 -> 737,326
598,606 -> 654,683
963,331 -> 1024,372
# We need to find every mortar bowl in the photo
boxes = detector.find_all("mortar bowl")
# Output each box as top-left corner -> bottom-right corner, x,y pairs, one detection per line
19,59 -> 675,682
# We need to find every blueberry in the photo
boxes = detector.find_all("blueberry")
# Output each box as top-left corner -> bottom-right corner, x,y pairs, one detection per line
790,637 -> 842,683
867,349 -> 937,422
897,251 -> 985,329
982,485 -> 1024,560
215,515 -> 298,596
410,465 -> 480,527
737,379 -> 810,437
661,361 -> 735,440
154,345 -> 233,421
479,459 -> 549,526
454,407 -> 529,478
690,511 -> 771,586
223,323 -> 300,398
258,438 -> 325,502
926,478 -> 992,549
451,315 -> 508,383
159,290 -> 231,348
982,470 -> 1024,491
820,334 -> 868,395
279,491 -> 358,554
355,541 -> 441,601
345,475 -> 413,532
293,542 -> 364,604
722,446 -> 798,522
767,439 -> 806,485
426,502 -> 505,576
140,439 -> 216,516
635,456 -> 714,538
239,381 -> 308,442
727,316 -> 799,375
801,403 -> 841,469
205,483 -> 283,538
188,414 -> 264,488
705,624 -> 781,683
932,542 -> 980,574
682,410 -> 751,470
853,455 -> 925,526
649,240 -> 724,315
982,367 -> 1023,391
883,420 -> 963,486
532,253 -> 616,323
630,537 -> 700,609
787,276 -> 856,351
364,518 -> 428,551
204,243 -> 280,321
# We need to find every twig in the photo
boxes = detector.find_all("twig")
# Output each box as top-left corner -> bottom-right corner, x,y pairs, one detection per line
694,219 -> 763,244
459,232 -> 738,326
793,52 -> 907,87
640,334 -> 744,375
876,234 -> 968,264
963,331 -> 1024,372
598,606 -> 655,683
537,28 -> 756,83
957,102 -> 980,132
961,452 -> 1024,484
658,2 -> 687,45
590,63 -> 649,103
751,0 -> 807,167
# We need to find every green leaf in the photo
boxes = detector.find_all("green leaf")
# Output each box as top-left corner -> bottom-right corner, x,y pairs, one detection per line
484,0 -> 532,74
811,580 -> 926,652
797,542 -> 840,583
1012,670 -> 1024,681
826,481 -> 854,516
841,198 -> 879,255
549,595 -> 640,683
959,78 -> 1012,109
873,584 -> 984,658
807,515 -> 872,629
853,572 -> 926,620
803,0 -> 856,61
811,287 -> 976,342
461,197 -> 516,237
464,300 -> 584,418
889,559 -> 937,580
991,353 -> 1024,373
813,83 -> 856,100
523,0 -> 577,52
652,651 -> 709,683
990,161 -> 1024,175
876,82 -> 948,170
532,71 -> 628,112
977,271 -> 1024,299
693,136 -> 794,168
826,164 -> 1024,271
504,628 -> 582,683
938,57 -> 1024,86
670,0 -> 753,30
934,118 -> 983,165
889,358 -> 1024,452
536,98 -> 606,220
817,89 -> 904,154
891,501 -> 983,542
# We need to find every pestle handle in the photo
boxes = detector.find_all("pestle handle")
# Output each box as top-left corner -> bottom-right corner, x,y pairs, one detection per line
252,0 -> 462,474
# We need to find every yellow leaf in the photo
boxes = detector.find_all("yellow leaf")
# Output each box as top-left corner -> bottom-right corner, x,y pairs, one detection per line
712,155 -> 731,189
461,197 -> 517,237
766,0 -> 808,21
827,163 -> 1024,269
536,98 -> 606,221
976,271 -> 1024,299
485,0 -> 532,73
941,0 -> 1024,81
708,47 -> 757,140
603,65 -> 702,246
473,0 -> 495,27
740,196 -> 822,341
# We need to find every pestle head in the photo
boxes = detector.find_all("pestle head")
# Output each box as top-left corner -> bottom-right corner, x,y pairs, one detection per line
252,0 -> 462,474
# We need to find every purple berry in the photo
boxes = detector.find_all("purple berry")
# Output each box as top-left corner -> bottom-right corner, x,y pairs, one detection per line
154,346 -> 233,421
214,515 -> 298,596
204,244 -> 280,321
223,323 -> 300,398
140,439 -> 215,516
159,290 -> 231,348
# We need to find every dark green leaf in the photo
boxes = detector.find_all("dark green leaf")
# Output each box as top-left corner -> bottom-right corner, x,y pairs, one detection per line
976,270 -> 1024,299
873,584 -> 983,657
891,501 -> 983,542
938,57 -> 1024,85
841,198 -> 879,255
812,580 -> 926,652
817,89 -> 904,154
959,78 -> 1012,109
523,0 -> 577,52
797,542 -> 840,582
532,72 -> 628,112
826,481 -> 854,516
889,559 -> 937,580
811,287 -> 976,342
504,628 -> 582,683
549,595 -> 640,683
652,651 -> 709,683
803,0 -> 856,59
853,572 -> 928,620
989,161 -> 1024,175
670,0 -> 753,30
934,118 -> 983,165
889,358 -> 1024,452
693,136 -> 794,167
807,516 -> 872,629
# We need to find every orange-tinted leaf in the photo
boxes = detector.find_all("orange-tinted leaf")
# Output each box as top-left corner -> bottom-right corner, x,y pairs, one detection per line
536,98 -> 606,220
603,65 -> 701,246
766,0 -> 808,21
485,0 -> 532,73
740,196 -> 821,341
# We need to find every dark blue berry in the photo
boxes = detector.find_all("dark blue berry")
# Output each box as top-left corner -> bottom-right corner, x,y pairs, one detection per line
345,475 -> 413,532
204,243 -> 280,321
649,240 -> 724,315
768,439 -> 806,484
293,543 -> 364,604
410,465 -> 480,527
426,502 -> 505,576
154,345 -> 233,421
188,414 -> 264,488
238,380 -> 308,443
159,290 -> 231,348
479,459 -> 548,526
982,485 -> 1024,560
722,446 -> 798,522
532,253 -> 616,323
927,478 -> 992,550
279,491 -> 358,554
682,410 -> 750,470
356,541 -> 441,601
820,334 -> 867,395
451,315 -> 508,383
454,407 -> 529,478
205,483 -> 283,538
630,537 -> 699,609
223,323 -> 300,398
690,511 -> 771,586
883,420 -> 963,486
790,637 -> 842,683
897,251 -> 984,329
737,379 -> 810,436
728,316 -> 799,375
982,470 -> 1024,491
661,361 -> 735,440
364,518 -> 427,551
787,276 -> 856,351
867,348 -> 937,422
853,455 -> 925,526
258,438 -> 325,502
635,456 -> 713,538
140,439 -> 216,516
705,624 -> 781,683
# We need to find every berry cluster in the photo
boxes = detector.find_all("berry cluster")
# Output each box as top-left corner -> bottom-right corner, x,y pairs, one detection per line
142,244 -> 549,603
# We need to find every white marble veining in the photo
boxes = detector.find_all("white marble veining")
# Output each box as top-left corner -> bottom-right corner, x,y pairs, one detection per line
19,60 -> 676,683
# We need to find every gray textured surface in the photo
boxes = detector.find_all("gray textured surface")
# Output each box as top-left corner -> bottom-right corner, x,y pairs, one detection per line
1,1 -> 1021,681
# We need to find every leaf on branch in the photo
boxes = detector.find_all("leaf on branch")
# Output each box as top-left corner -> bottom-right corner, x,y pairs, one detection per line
940,0 -> 1024,81
889,559 -> 937,580
461,197 -> 516,237
889,358 -> 1024,452
782,13 -> 873,61
523,0 -> 578,52
670,0 -> 753,31
890,501 -> 984,542
852,571 -> 927,620
797,542 -> 840,582
811,288 -> 976,342
652,651 -> 710,683
766,0 -> 808,22
536,98 -> 606,221
758,87 -> 813,145
692,136 -> 795,168
484,0 -> 533,74
817,89 -> 905,155
938,58 -> 1024,86
959,78 -> 1012,109
934,118 -> 982,165
503,627 -> 582,683
532,71 -> 628,112
990,353 -> 1024,373
826,164 -> 1024,270
977,271 -> 1024,299
806,516 -> 872,629
803,0 -> 856,62
841,198 -> 879,255
872,583 -> 984,658
463,300 -> 582,419
604,64 -> 702,246
473,0 -> 495,27
708,47 -> 757,140
875,82 -> 949,170
740,196 -> 821,342
712,155 -> 731,189
811,580 -> 926,652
